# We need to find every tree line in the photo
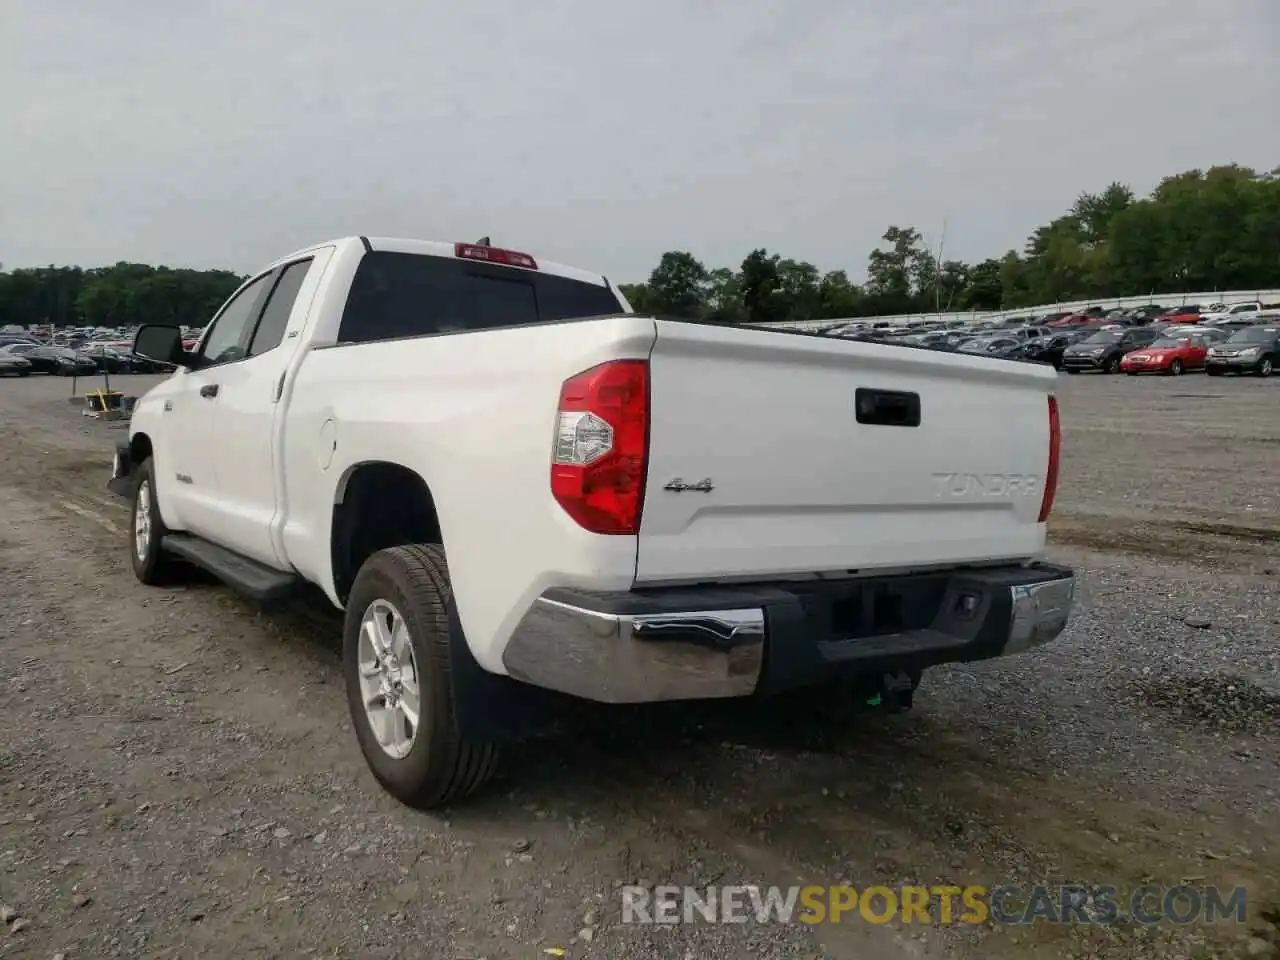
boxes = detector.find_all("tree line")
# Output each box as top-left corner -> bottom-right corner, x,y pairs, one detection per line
619,164 -> 1280,324
2,164 -> 1277,331
0,262 -> 246,330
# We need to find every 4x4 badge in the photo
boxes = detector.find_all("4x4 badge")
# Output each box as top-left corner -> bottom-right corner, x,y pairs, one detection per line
663,478 -> 714,493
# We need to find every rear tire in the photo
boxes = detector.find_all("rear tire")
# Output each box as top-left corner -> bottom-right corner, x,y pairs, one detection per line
344,544 -> 499,809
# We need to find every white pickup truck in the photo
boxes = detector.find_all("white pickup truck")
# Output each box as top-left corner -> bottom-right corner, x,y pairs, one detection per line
1201,301 -> 1267,325
109,236 -> 1075,808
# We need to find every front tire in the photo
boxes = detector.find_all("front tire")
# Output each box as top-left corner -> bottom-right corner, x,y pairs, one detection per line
344,544 -> 499,809
1104,356 -> 1120,374
1258,358 -> 1274,378
130,458 -> 181,585
1169,359 -> 1184,375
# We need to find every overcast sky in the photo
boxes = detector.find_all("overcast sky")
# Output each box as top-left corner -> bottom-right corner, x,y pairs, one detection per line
3,0 -> 1277,282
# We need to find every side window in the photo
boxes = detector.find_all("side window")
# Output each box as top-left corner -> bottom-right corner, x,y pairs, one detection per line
248,260 -> 313,357
200,274 -> 272,366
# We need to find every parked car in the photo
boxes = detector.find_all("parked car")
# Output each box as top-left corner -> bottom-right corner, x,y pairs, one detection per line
1006,325 -> 1052,341
942,329 -> 982,348
1035,312 -> 1072,325
0,343 -> 75,375
0,334 -> 43,349
1119,331 -> 1215,375
956,336 -> 1021,356
1213,317 -> 1272,335
52,346 -> 99,376
1127,306 -> 1165,324
80,345 -> 143,374
1060,327 -> 1159,374
106,236 -> 1075,808
1159,305 -> 1202,324
1046,313 -> 1098,328
1014,331 -> 1089,370
1205,324 -> 1279,377
0,352 -> 32,377
1201,301 -> 1265,325
896,331 -> 950,348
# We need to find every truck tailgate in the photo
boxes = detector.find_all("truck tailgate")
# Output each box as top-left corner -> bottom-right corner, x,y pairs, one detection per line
636,321 -> 1057,584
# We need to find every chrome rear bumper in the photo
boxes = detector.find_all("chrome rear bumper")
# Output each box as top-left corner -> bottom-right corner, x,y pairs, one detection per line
501,564 -> 1075,704
502,597 -> 765,703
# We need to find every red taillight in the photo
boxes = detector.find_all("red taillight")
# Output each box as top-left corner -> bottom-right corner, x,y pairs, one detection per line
455,242 -> 538,270
1039,394 -> 1060,522
550,360 -> 649,535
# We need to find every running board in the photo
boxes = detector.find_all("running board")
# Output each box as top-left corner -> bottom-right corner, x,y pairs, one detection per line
162,534 -> 300,603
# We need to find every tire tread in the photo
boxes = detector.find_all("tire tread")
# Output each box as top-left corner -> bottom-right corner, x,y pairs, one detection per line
346,543 -> 499,808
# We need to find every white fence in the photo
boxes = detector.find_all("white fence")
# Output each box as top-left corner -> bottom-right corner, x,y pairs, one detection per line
766,289 -> 1280,332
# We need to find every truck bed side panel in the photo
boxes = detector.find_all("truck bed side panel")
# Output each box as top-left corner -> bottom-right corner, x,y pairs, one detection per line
280,315 -> 657,675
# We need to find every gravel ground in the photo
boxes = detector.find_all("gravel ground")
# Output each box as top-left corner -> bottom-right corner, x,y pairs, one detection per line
0,370 -> 1277,960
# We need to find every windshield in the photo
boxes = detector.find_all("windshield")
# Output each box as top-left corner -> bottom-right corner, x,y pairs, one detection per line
1081,332 -> 1119,344
1150,337 -> 1189,348
957,339 -> 994,353
1226,327 -> 1278,344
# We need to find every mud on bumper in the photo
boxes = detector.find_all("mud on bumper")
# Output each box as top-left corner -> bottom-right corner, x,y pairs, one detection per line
502,563 -> 1075,703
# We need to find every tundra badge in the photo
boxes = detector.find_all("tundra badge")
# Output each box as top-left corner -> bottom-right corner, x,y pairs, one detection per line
664,478 -> 714,493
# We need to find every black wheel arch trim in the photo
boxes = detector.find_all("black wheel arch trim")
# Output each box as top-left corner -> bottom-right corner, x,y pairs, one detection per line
108,441 -> 136,498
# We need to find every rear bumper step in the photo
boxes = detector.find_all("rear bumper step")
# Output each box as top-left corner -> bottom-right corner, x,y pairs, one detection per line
502,563 -> 1075,703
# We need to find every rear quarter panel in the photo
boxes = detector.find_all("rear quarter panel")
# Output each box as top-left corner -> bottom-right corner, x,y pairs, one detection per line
281,315 -> 658,674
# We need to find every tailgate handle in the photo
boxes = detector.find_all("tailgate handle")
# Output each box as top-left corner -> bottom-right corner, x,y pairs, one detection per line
855,388 -> 920,427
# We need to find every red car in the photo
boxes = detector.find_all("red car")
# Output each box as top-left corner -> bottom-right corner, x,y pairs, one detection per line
1159,306 -> 1201,325
1120,332 -> 1212,375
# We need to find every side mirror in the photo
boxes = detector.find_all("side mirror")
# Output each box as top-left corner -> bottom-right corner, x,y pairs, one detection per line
134,324 -> 192,367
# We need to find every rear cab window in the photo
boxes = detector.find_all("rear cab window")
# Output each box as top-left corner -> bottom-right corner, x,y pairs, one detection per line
336,251 -> 625,345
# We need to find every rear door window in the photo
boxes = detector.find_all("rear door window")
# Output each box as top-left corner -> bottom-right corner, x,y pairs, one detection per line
337,251 -> 624,344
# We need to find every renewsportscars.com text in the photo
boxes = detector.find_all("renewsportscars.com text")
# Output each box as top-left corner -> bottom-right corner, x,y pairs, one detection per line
621,884 -> 1248,926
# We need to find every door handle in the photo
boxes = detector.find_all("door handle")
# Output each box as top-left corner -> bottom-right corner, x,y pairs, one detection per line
200,384 -> 219,399
855,387 -> 921,427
